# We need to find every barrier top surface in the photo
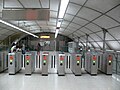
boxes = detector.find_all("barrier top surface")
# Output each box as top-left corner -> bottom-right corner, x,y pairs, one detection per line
8,53 -> 15,55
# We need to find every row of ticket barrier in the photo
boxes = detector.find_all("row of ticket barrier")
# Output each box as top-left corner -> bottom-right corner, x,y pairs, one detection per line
85,51 -> 113,75
8,51 -> 82,76
7,51 -> 113,76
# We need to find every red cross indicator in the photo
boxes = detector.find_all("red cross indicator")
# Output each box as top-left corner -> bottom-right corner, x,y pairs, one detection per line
43,55 -> 47,60
60,56 -> 64,60
76,56 -> 80,60
108,55 -> 112,61
93,55 -> 97,60
26,56 -> 30,60
10,56 -> 14,60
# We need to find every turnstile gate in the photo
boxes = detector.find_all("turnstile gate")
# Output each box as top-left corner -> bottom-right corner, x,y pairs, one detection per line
0,51 -> 8,72
48,51 -> 57,74
99,52 -> 113,75
85,52 -> 98,75
42,52 -> 49,76
25,53 -> 35,75
72,54 -> 81,76
57,53 -> 65,76
8,52 -> 22,75
65,53 -> 72,74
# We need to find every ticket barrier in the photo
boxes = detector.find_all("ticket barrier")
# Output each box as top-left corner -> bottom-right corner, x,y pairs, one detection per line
99,52 -> 113,75
25,53 -> 35,75
0,51 -> 8,72
57,53 -> 65,76
85,52 -> 98,75
8,52 -> 22,75
42,52 -> 49,76
72,54 -> 81,76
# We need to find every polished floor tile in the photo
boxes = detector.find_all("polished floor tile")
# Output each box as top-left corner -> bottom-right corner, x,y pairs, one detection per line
0,70 -> 120,90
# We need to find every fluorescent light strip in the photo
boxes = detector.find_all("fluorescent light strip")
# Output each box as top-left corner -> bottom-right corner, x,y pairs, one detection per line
57,21 -> 62,27
0,20 -> 39,38
55,29 -> 59,38
58,0 -> 69,18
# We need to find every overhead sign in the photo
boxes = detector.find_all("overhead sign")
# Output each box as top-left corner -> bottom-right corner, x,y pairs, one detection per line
40,36 -> 50,39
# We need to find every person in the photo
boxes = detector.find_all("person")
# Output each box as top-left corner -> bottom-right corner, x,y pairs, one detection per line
22,44 -> 25,54
11,43 -> 16,52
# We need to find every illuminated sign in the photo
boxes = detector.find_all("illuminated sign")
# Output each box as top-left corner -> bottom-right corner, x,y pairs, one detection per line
40,36 -> 50,39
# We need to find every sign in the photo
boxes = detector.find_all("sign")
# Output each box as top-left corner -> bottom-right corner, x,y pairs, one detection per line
108,55 -> 112,60
26,55 -> 30,60
60,56 -> 64,60
76,56 -> 80,60
10,56 -> 13,60
93,55 -> 96,60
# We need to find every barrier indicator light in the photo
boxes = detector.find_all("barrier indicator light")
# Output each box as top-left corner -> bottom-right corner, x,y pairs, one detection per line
108,55 -> 112,61
10,60 -> 12,62
109,61 -> 112,63
93,61 -> 96,63
77,61 -> 80,63
93,55 -> 96,60
27,60 -> 29,63
60,60 -> 63,63
43,60 -> 46,63
10,56 -> 13,60
43,55 -> 47,60
26,55 -> 30,60
76,56 -> 80,61
60,56 -> 64,60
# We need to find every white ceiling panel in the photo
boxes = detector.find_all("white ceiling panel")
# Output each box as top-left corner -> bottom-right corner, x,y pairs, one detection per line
64,14 -> 74,21
19,0 -> 41,8
66,3 -> 81,15
50,0 -> 59,11
77,7 -> 101,21
93,16 -> 119,29
107,6 -> 120,22
80,27 -> 92,34
107,41 -> 120,50
50,11 -> 57,18
47,22 -> 56,26
97,42 -> 103,48
108,26 -> 120,39
67,26 -> 76,31
0,35 -> 8,40
76,31 -> 85,36
105,33 -> 115,40
0,29 -> 9,34
62,21 -> 70,26
92,42 -> 99,48
73,17 -> 88,26
85,23 -> 101,32
70,0 -> 86,5
40,0 -> 49,8
69,23 -> 81,29
4,0 -> 22,8
85,0 -> 120,13
96,31 -> 103,39
49,18 -> 56,23
90,34 -> 101,41
4,31 -> 14,36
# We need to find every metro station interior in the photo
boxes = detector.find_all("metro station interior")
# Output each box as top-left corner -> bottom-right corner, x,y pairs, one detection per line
0,0 -> 120,90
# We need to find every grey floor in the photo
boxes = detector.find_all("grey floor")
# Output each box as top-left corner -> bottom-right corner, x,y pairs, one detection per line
0,70 -> 120,90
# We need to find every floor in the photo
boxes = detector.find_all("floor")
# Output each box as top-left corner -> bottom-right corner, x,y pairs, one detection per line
0,70 -> 120,90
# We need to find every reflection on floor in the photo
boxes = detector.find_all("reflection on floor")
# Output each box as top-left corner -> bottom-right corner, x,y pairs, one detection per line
0,69 -> 120,90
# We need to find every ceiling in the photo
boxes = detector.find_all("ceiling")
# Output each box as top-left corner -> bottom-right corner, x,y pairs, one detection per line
0,0 -> 120,50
